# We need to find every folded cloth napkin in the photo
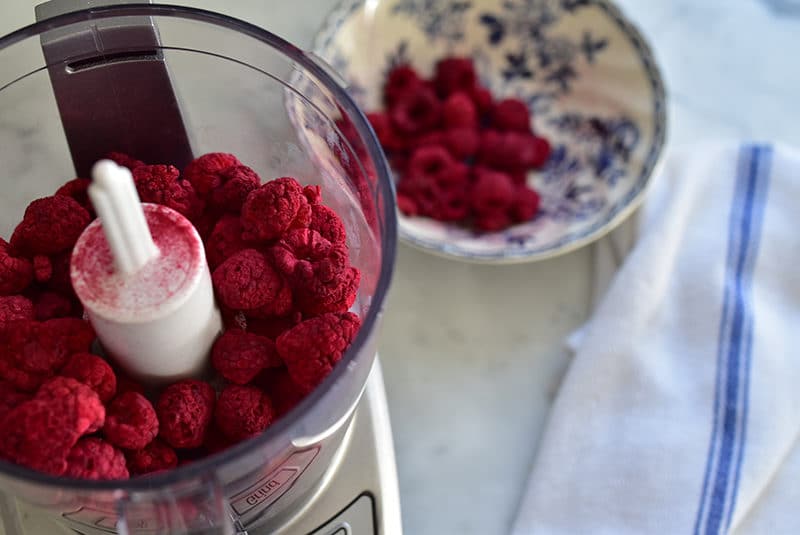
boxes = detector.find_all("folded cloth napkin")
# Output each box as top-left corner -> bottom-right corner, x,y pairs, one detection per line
512,142 -> 800,535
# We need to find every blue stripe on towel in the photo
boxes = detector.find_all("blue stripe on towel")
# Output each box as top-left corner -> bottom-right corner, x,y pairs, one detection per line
693,144 -> 772,535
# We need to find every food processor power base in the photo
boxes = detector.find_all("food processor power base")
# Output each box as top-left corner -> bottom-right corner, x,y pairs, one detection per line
0,358 -> 403,535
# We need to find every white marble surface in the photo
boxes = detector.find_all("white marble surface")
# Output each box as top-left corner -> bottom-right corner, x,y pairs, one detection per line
1,1 -> 800,534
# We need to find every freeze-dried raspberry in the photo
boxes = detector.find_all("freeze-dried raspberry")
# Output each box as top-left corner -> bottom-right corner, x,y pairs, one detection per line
55,178 -> 93,213
214,385 -> 274,441
390,86 -> 442,135
0,239 -> 33,296
0,318 -> 95,380
471,168 -> 515,214
60,353 -> 116,403
0,296 -> 33,323
469,85 -> 493,116
32,255 -> 52,283
433,57 -> 477,97
492,98 -> 531,132
209,165 -> 260,213
309,204 -> 347,246
107,151 -> 145,171
157,380 -> 215,449
104,391 -> 159,450
257,368 -> 307,417
443,92 -> 478,128
303,185 -> 322,205
246,313 -> 302,341
367,112 -> 406,153
32,291 -> 77,320
270,229 -> 358,316
133,164 -> 203,220
45,252 -> 74,296
475,210 -> 513,232
65,438 -> 128,480
0,381 -> 30,419
276,312 -> 361,391
183,153 -> 242,198
204,215 -> 248,270
36,376 -> 105,434
240,177 -> 313,242
444,128 -> 480,160
511,186 -> 541,223
126,439 -> 178,475
383,65 -> 423,107
211,329 -> 280,385
0,399 -> 77,475
212,249 -> 292,317
10,196 -> 91,256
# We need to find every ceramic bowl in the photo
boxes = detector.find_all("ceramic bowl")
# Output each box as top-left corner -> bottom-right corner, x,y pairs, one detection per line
311,0 -> 667,263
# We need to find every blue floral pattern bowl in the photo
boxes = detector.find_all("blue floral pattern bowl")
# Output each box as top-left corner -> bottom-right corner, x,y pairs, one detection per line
311,0 -> 667,263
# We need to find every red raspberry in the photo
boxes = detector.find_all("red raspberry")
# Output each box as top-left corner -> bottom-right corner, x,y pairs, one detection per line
256,368 -> 306,417
0,381 -> 30,419
106,151 -> 145,171
270,229 -> 359,316
410,130 -> 445,151
396,193 -> 419,216
383,65 -> 423,107
157,380 -> 215,449
133,164 -> 203,220
182,153 -> 242,198
528,136 -> 552,168
240,177 -> 313,242
469,85 -> 494,116
212,249 -> 292,317
511,186 -> 541,222
0,295 -> 33,323
367,112 -> 406,153
436,188 -> 471,222
214,385 -> 274,441
211,329 -> 280,385
204,215 -> 248,270
444,128 -> 480,160
408,145 -> 456,184
60,353 -> 116,403
443,92 -> 478,128
126,439 -> 178,475
0,239 -> 33,296
510,170 -> 528,185
478,130 -> 541,171
65,438 -> 128,480
209,165 -> 260,213
492,98 -> 532,132
310,204 -> 347,246
390,86 -> 442,136
434,57 -> 477,97
55,178 -> 93,214
275,312 -> 361,392
32,255 -> 52,283
36,376 -> 105,434
32,291 -> 77,320
471,168 -> 515,215
104,391 -> 159,450
10,196 -> 91,256
475,210 -> 513,232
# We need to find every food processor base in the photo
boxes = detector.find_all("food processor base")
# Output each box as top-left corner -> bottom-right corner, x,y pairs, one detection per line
0,358 -> 402,535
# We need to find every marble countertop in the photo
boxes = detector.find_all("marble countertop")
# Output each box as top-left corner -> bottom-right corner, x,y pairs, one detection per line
2,1 -> 800,534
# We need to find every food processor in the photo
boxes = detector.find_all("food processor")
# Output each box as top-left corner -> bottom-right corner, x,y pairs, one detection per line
0,2 -> 400,534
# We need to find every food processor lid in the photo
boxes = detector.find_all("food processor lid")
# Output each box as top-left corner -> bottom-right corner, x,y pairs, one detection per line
0,3 -> 397,492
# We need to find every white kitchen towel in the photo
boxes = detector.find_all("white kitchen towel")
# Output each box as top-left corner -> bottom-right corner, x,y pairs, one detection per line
512,142 -> 800,535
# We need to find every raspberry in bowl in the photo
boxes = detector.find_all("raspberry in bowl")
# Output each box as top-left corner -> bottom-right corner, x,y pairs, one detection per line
305,0 -> 667,263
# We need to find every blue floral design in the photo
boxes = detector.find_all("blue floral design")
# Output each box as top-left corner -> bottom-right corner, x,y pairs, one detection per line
392,0 -> 473,42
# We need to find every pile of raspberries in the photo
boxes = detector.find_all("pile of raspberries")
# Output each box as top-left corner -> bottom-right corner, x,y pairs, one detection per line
366,57 -> 551,232
0,152 -> 362,480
